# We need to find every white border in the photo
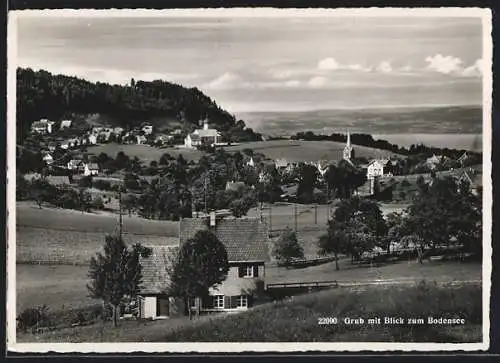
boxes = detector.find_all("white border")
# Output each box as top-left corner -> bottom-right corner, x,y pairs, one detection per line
7,7 -> 493,353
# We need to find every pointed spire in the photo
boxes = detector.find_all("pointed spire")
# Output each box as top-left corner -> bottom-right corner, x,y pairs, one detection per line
346,129 -> 351,147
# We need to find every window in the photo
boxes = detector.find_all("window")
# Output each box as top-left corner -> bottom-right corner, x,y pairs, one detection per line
237,295 -> 248,308
213,295 -> 224,309
244,265 -> 254,278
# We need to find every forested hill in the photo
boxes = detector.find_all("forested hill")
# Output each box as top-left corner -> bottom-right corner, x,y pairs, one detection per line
16,67 -> 260,142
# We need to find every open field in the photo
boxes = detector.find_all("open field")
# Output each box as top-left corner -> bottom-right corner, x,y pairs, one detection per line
87,139 -> 400,165
19,281 -> 482,343
87,144 -> 202,163
16,202 -> 179,265
224,140 -> 399,162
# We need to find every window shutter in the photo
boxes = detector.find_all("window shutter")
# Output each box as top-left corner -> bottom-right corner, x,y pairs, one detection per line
253,265 -> 259,277
248,294 -> 254,307
238,265 -> 244,277
224,296 -> 231,309
231,296 -> 238,309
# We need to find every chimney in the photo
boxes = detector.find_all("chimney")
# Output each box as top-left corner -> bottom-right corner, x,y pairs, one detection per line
209,211 -> 216,227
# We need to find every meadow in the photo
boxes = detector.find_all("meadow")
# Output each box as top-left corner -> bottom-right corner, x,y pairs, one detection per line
18,281 -> 482,343
16,202 -> 179,265
87,139 -> 399,165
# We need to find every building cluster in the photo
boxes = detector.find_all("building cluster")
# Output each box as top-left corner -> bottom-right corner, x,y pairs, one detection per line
184,119 -> 225,148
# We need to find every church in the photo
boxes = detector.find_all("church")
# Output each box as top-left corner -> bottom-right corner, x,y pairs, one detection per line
343,130 -> 355,163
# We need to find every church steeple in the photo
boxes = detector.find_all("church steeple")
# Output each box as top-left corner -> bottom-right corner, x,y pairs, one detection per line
343,129 -> 354,161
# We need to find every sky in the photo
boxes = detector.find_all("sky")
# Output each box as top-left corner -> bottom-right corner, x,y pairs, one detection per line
14,9 -> 485,115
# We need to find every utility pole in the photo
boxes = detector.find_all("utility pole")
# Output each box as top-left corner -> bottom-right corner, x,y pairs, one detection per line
118,188 -> 123,240
204,174 -> 208,214
294,203 -> 298,231
269,205 -> 272,234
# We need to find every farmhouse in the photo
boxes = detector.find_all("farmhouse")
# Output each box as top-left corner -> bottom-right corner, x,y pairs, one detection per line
84,163 -> 99,176
31,119 -> 55,134
142,125 -> 154,135
246,157 -> 255,168
60,120 -> 72,130
457,170 -> 482,196
138,215 -> 270,319
67,159 -> 83,171
275,158 -> 289,170
42,153 -> 54,165
184,119 -> 222,148
136,135 -> 147,145
426,154 -> 450,170
367,159 -> 390,179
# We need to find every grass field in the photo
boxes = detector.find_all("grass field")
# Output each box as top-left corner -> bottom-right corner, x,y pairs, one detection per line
18,281 -> 482,343
16,202 -> 179,265
87,139 -> 400,165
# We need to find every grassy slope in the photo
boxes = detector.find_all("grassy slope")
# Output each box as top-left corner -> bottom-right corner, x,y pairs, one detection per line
19,282 -> 482,343
16,202 -> 179,264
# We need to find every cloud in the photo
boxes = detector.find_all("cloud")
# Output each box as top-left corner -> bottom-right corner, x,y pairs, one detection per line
308,76 -> 328,88
204,72 -> 245,89
317,57 -> 340,71
285,80 -> 301,88
271,69 -> 294,80
461,59 -> 484,78
399,65 -> 412,72
425,54 -> 463,75
376,61 -> 393,73
346,64 -> 372,72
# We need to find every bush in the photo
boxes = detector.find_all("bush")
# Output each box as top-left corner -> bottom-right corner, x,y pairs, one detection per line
17,305 -> 50,332
93,179 -> 113,191
91,196 -> 105,210
400,179 -> 411,187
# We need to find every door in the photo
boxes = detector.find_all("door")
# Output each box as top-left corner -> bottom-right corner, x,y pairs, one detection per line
156,296 -> 170,317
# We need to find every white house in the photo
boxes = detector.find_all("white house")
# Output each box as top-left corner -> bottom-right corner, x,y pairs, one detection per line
367,159 -> 390,179
246,157 -> 255,168
142,125 -> 154,135
136,135 -> 147,145
88,134 -> 98,145
31,119 -> 56,134
67,159 -> 83,171
42,153 -> 54,165
275,158 -> 288,170
60,120 -> 72,130
184,119 -> 222,148
84,163 -> 99,176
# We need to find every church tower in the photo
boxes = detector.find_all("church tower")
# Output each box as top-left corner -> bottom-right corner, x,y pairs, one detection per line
343,129 -> 354,161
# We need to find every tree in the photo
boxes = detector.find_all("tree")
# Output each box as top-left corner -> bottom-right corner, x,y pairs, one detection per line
169,230 -> 229,319
87,235 -> 152,327
297,163 -> 319,203
332,197 -> 387,262
404,176 -> 481,256
317,220 -> 346,270
273,228 -> 304,267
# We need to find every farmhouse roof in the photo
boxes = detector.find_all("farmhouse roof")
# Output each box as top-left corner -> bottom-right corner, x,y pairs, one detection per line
140,245 -> 179,295
87,163 -> 99,170
179,218 -> 270,262
189,133 -> 201,141
368,159 -> 390,167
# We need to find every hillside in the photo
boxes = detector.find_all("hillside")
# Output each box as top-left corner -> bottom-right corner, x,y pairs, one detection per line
16,67 -> 260,143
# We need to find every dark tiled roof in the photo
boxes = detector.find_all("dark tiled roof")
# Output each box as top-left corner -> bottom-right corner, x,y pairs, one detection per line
179,218 -> 271,262
140,245 -> 179,294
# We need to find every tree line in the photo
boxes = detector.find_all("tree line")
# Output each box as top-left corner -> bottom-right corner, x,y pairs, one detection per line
16,67 -> 261,143
292,131 -> 481,160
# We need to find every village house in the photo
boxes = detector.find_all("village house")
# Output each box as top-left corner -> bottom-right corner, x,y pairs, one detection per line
142,124 -> 154,135
137,215 -> 270,319
367,159 -> 390,179
31,119 -> 56,134
246,157 -> 255,168
184,119 -> 222,148
275,158 -> 289,170
42,153 -> 54,165
113,127 -> 125,135
136,135 -> 148,145
84,163 -> 99,176
425,154 -> 450,170
67,159 -> 83,172
59,120 -> 72,130
88,134 -> 98,145
457,170 -> 482,196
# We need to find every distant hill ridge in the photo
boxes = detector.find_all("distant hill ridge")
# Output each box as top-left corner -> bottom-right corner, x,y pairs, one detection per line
16,67 -> 260,143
